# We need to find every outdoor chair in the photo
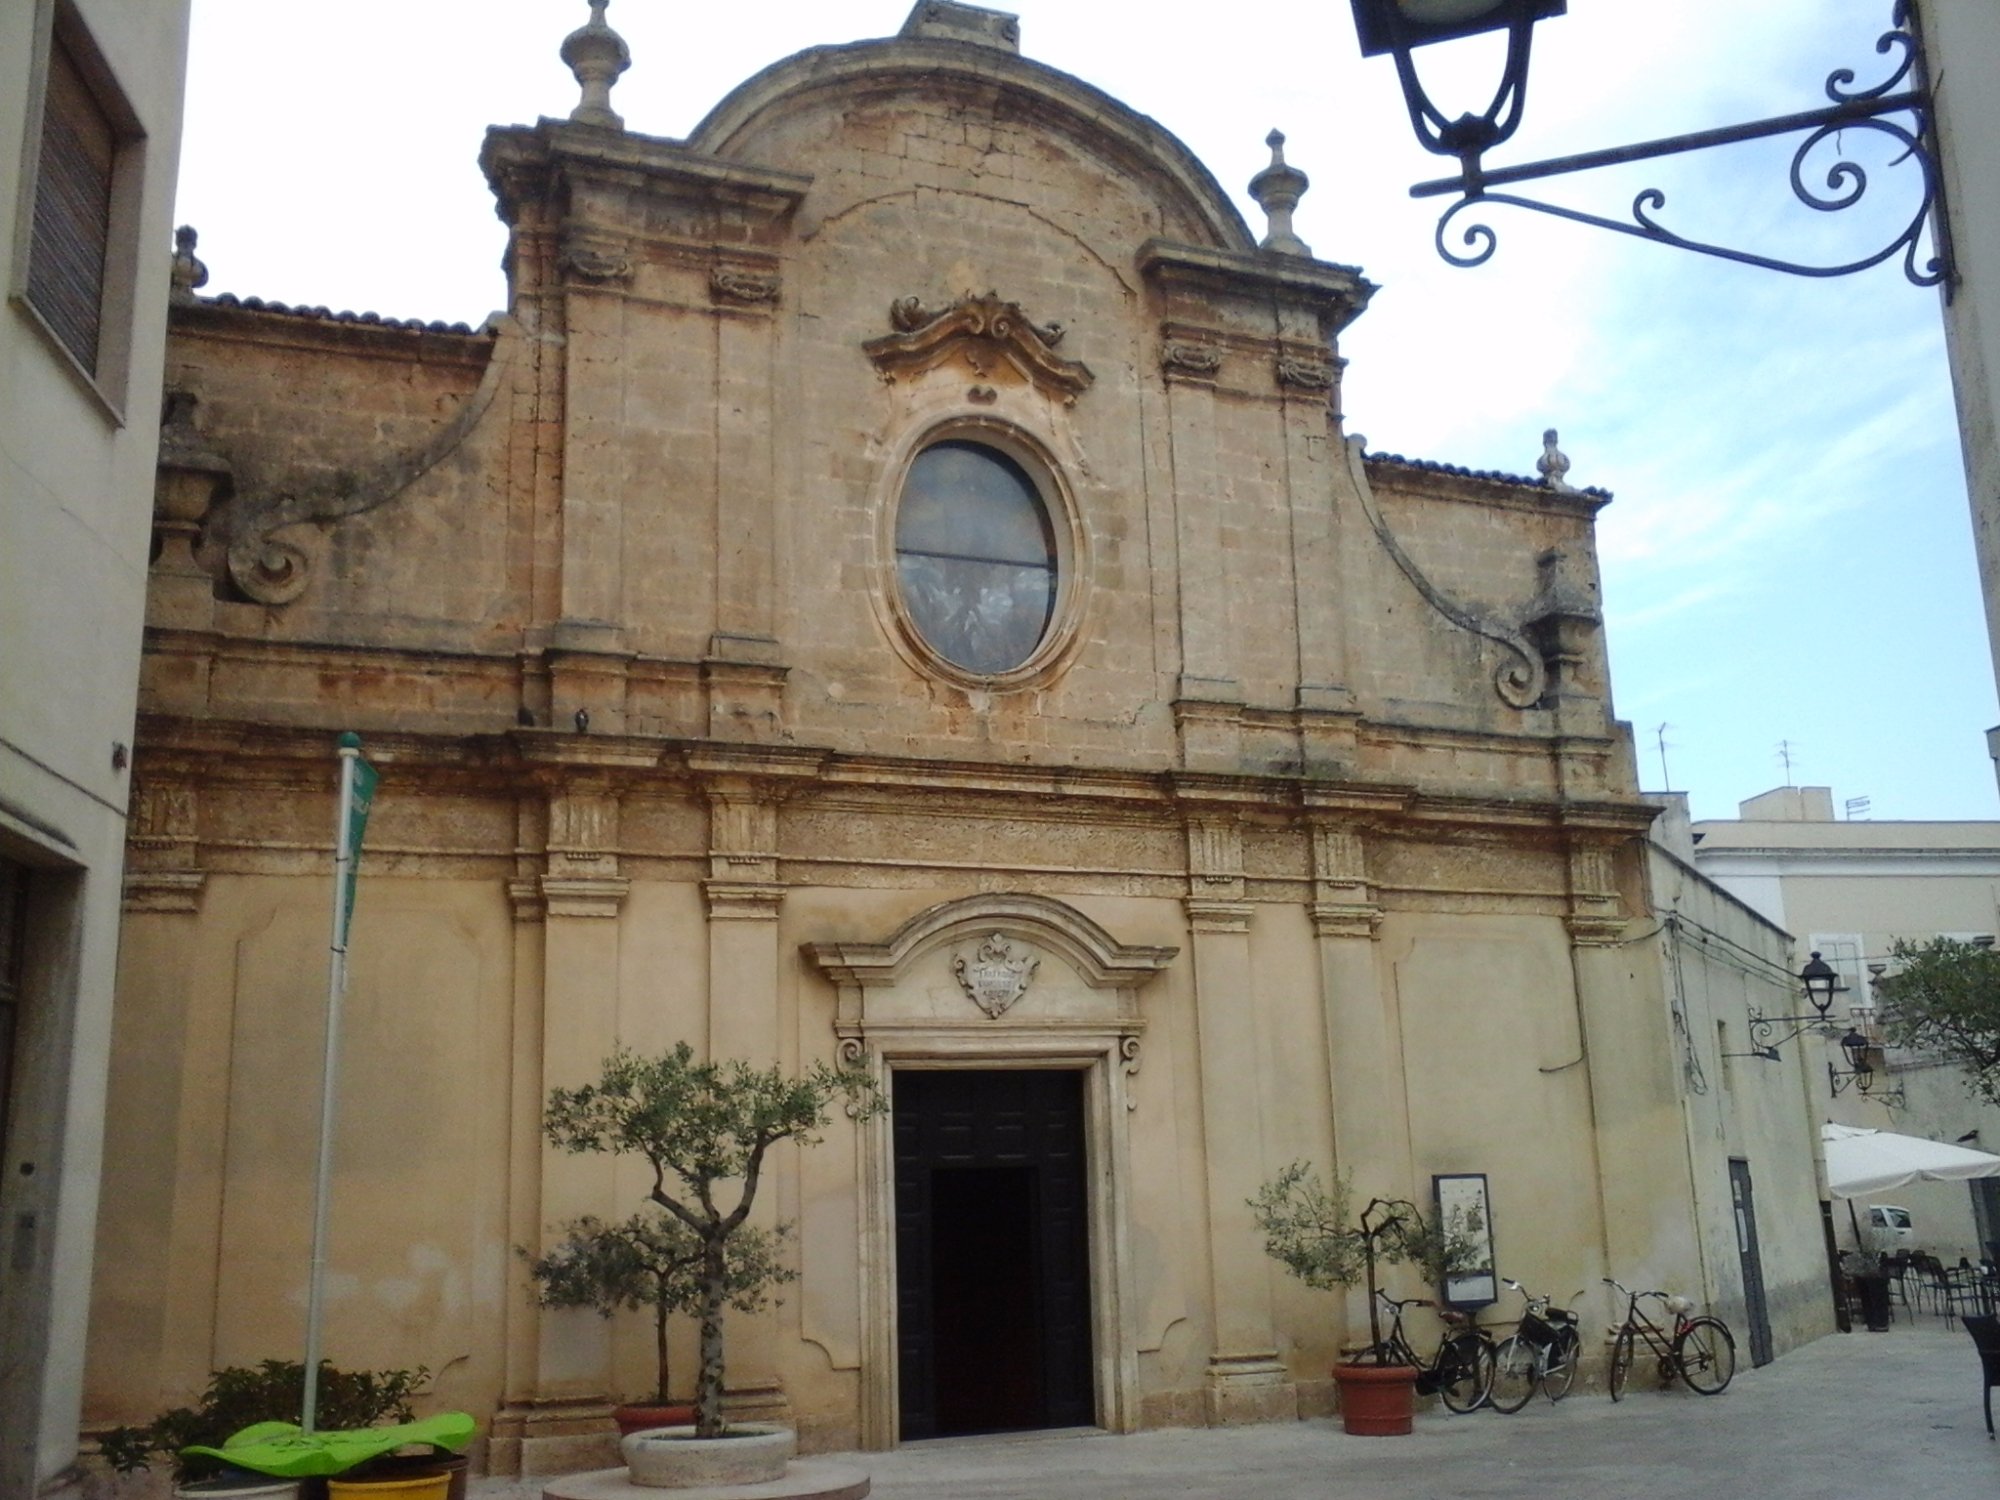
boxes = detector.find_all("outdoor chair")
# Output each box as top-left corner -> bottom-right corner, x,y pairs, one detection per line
1964,1314 -> 2000,1439
1883,1252 -> 1913,1313
1917,1254 -> 1956,1319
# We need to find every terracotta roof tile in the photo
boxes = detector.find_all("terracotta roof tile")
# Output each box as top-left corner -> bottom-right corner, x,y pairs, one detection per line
1364,449 -> 1612,500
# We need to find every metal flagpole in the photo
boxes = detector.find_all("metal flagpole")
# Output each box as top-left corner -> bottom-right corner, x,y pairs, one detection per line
303,734 -> 363,1435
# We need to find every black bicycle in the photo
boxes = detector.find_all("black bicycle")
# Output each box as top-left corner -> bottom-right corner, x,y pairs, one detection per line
1374,1290 -> 1496,1413
1488,1278 -> 1583,1413
1603,1278 -> 1736,1399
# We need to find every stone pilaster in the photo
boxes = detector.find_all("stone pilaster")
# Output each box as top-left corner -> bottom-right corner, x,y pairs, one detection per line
1305,812 -> 1410,1357
1565,833 -> 1701,1292
707,261 -> 787,743
515,776 -> 630,1473
1179,807 -> 1292,1423
696,758 -> 797,1425
1157,323 -> 1243,771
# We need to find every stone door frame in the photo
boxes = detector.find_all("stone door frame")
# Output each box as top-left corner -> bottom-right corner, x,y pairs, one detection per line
803,894 -> 1176,1449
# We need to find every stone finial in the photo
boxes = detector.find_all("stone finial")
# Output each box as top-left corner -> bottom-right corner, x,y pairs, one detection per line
1538,428 -> 1573,491
562,0 -> 630,130
170,225 -> 208,305
900,0 -> 1021,52
1249,130 -> 1312,258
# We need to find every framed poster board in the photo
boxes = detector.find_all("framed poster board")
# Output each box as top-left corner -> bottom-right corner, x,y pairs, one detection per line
1433,1172 -> 1496,1308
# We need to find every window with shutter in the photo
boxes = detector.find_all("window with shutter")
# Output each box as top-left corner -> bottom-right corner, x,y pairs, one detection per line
26,32 -> 115,373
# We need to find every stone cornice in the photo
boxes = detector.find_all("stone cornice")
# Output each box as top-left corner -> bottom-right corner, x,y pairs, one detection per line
1365,454 -> 1612,521
1137,240 -> 1375,334
126,715 -> 1660,841
481,119 -> 813,229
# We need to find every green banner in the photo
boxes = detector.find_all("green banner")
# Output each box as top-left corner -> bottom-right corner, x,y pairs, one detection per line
337,743 -> 378,949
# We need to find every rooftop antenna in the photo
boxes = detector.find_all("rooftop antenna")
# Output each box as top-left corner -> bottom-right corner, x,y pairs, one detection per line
1844,795 -> 1871,820
1654,722 -> 1673,791
1776,739 -> 1797,786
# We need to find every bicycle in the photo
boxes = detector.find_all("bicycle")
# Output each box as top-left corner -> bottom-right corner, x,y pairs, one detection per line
1488,1279 -> 1583,1413
1372,1290 -> 1497,1413
1602,1278 -> 1736,1399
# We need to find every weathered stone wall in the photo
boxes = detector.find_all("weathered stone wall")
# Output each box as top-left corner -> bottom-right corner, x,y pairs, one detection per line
93,7 -> 1700,1466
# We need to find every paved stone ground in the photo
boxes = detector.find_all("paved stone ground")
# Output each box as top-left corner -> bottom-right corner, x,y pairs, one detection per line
480,1323 -> 1999,1500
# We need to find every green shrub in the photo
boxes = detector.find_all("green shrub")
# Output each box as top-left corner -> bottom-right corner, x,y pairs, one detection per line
98,1361 -> 425,1482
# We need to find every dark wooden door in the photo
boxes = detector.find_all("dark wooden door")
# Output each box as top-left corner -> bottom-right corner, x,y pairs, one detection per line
1730,1158 -> 1774,1367
893,1069 -> 1094,1439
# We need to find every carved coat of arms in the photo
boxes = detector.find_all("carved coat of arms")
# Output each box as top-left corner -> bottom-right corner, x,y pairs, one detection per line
952,933 -> 1039,1019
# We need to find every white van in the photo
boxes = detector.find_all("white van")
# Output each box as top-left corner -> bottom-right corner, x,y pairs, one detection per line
1865,1204 -> 1915,1252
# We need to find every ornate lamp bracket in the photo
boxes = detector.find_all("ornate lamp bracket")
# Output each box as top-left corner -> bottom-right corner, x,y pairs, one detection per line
1391,3 -> 1955,292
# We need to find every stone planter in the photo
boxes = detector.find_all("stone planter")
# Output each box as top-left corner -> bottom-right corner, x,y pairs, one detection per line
1331,1362 -> 1419,1436
620,1424 -> 796,1489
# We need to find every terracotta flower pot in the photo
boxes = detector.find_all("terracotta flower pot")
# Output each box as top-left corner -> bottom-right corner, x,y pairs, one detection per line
1332,1362 -> 1419,1436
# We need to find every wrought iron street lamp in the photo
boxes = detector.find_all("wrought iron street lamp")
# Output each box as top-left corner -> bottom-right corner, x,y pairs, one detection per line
1726,952 -> 1842,1063
1347,0 -> 1954,287
1828,1025 -> 1905,1105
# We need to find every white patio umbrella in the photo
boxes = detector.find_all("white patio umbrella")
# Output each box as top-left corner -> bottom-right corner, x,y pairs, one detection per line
1821,1122 -> 2000,1199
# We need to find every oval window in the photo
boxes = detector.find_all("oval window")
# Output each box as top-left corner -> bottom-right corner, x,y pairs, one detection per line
894,440 -> 1058,676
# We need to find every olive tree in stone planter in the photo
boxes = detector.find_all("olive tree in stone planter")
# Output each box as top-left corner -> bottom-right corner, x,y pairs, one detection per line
1250,1163 -> 1478,1435
523,1208 -> 787,1435
541,1042 -> 881,1469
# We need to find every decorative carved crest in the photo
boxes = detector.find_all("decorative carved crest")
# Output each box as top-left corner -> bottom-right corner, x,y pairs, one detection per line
865,292 -> 1092,401
1161,342 -> 1222,379
1275,355 -> 1335,391
710,266 -> 780,304
952,932 -> 1041,1019
559,232 -> 634,286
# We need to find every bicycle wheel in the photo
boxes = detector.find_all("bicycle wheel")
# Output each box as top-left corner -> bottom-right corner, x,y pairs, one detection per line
1436,1333 -> 1494,1414
1487,1334 -> 1538,1413
1542,1324 -> 1581,1402
1608,1326 -> 1636,1402
1673,1317 -> 1736,1394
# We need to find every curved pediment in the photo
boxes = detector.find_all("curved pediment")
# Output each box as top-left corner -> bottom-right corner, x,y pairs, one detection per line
685,33 -> 1255,257
803,892 -> 1177,993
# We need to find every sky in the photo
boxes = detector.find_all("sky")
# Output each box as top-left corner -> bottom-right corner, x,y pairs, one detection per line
172,0 -> 1996,824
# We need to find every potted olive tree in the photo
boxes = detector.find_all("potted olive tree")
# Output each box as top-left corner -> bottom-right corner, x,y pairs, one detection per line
523,1209 -> 787,1436
1250,1163 -> 1475,1436
541,1043 -> 880,1486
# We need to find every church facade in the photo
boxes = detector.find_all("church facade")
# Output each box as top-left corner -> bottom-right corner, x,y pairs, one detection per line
93,2 -> 1745,1467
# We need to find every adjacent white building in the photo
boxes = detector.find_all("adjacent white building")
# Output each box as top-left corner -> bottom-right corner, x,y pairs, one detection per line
1,4 -> 191,1497
1693,786 -> 2000,1263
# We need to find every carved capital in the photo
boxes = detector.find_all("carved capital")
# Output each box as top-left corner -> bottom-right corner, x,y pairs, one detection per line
1310,901 -> 1381,941
541,875 -> 629,918
129,778 -> 199,866
704,880 -> 783,921
548,788 -> 620,879
507,878 -> 546,924
864,291 -> 1092,402
123,870 -> 206,914
1184,815 -> 1243,900
1566,914 -> 1627,948
1185,899 -> 1253,935
1309,822 -> 1370,905
704,778 -> 783,884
